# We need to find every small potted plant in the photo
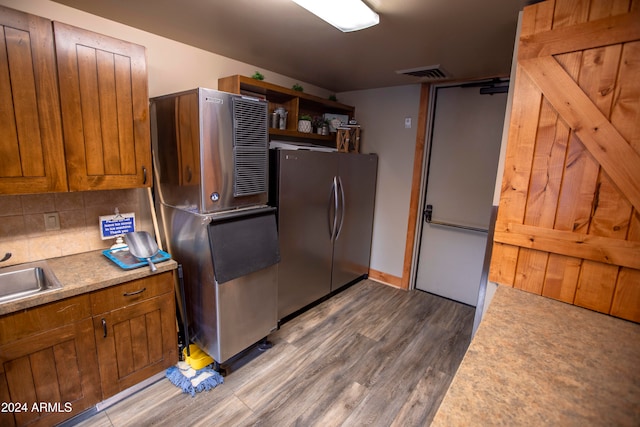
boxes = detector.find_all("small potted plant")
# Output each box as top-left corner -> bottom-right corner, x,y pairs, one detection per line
298,114 -> 313,133
312,115 -> 329,135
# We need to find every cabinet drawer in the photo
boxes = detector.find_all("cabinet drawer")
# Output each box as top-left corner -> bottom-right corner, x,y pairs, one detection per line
90,271 -> 174,315
0,295 -> 91,346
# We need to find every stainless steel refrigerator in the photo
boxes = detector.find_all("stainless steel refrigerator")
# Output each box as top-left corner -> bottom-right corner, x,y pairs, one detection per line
270,149 -> 378,321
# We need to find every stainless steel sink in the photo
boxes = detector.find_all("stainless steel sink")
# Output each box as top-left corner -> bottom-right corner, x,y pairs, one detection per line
0,261 -> 62,303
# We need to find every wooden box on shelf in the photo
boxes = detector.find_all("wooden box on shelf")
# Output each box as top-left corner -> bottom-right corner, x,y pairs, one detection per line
336,126 -> 361,153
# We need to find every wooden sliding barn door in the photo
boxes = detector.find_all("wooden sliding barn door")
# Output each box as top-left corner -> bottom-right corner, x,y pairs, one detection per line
489,0 -> 640,322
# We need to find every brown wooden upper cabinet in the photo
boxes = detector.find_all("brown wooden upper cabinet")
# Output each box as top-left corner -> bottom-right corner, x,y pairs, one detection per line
54,22 -> 151,191
0,5 -> 151,195
0,6 -> 67,194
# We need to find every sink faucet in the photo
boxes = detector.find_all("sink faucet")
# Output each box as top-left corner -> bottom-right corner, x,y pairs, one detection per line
1,253 -> 11,262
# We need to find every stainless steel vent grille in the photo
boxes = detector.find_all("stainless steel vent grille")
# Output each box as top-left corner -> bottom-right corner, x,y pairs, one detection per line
232,97 -> 268,197
396,65 -> 450,80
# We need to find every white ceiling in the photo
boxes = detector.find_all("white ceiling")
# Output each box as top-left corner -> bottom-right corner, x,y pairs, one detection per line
51,0 -> 532,92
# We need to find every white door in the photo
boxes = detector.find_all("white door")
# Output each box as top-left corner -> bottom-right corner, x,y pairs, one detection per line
415,83 -> 507,306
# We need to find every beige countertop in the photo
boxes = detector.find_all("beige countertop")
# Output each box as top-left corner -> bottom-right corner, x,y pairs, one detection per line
0,250 -> 177,316
432,285 -> 640,426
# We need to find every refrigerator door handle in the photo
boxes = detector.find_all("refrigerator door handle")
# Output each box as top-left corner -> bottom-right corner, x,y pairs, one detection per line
335,176 -> 346,240
332,176 -> 340,241
329,176 -> 339,240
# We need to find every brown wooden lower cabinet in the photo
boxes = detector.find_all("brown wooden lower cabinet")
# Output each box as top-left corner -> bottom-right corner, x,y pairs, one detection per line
0,297 -> 101,427
93,291 -> 177,398
0,271 -> 178,426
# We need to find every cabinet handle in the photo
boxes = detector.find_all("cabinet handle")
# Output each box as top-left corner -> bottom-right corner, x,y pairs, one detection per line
102,318 -> 107,338
186,166 -> 192,183
142,166 -> 148,185
123,287 -> 146,297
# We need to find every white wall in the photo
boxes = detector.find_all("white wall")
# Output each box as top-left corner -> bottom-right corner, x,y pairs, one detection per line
338,85 -> 421,280
0,0 -> 331,98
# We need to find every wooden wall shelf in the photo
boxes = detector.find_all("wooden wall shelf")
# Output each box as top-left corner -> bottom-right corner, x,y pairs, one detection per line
218,75 -> 355,144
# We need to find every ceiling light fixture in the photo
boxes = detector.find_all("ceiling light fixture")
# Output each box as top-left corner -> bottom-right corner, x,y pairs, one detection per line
291,0 -> 379,32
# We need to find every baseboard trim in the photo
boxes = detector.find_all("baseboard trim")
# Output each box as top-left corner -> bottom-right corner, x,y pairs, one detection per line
368,269 -> 404,289
96,371 -> 166,411
58,371 -> 166,427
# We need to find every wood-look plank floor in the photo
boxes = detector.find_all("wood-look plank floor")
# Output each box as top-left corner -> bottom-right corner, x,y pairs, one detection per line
73,279 -> 474,427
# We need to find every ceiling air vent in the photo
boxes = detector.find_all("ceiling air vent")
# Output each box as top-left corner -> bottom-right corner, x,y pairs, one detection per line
396,65 -> 450,80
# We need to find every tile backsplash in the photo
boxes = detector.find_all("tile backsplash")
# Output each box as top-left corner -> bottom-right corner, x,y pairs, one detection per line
0,189 -> 154,266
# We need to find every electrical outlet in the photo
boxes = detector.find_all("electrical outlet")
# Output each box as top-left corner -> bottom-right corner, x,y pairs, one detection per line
405,117 -> 412,128
44,212 -> 60,231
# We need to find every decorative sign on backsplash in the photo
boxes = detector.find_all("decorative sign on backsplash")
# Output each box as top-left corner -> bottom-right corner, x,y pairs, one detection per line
99,209 -> 136,240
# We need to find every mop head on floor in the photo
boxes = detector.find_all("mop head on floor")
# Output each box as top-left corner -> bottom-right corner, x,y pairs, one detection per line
166,361 -> 224,397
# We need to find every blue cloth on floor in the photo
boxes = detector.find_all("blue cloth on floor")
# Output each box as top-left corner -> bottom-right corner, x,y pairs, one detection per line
166,361 -> 224,396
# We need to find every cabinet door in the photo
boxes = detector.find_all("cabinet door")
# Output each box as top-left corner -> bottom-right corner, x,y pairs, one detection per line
0,6 -> 67,194
53,21 -> 151,191
94,292 -> 177,399
0,319 -> 101,427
